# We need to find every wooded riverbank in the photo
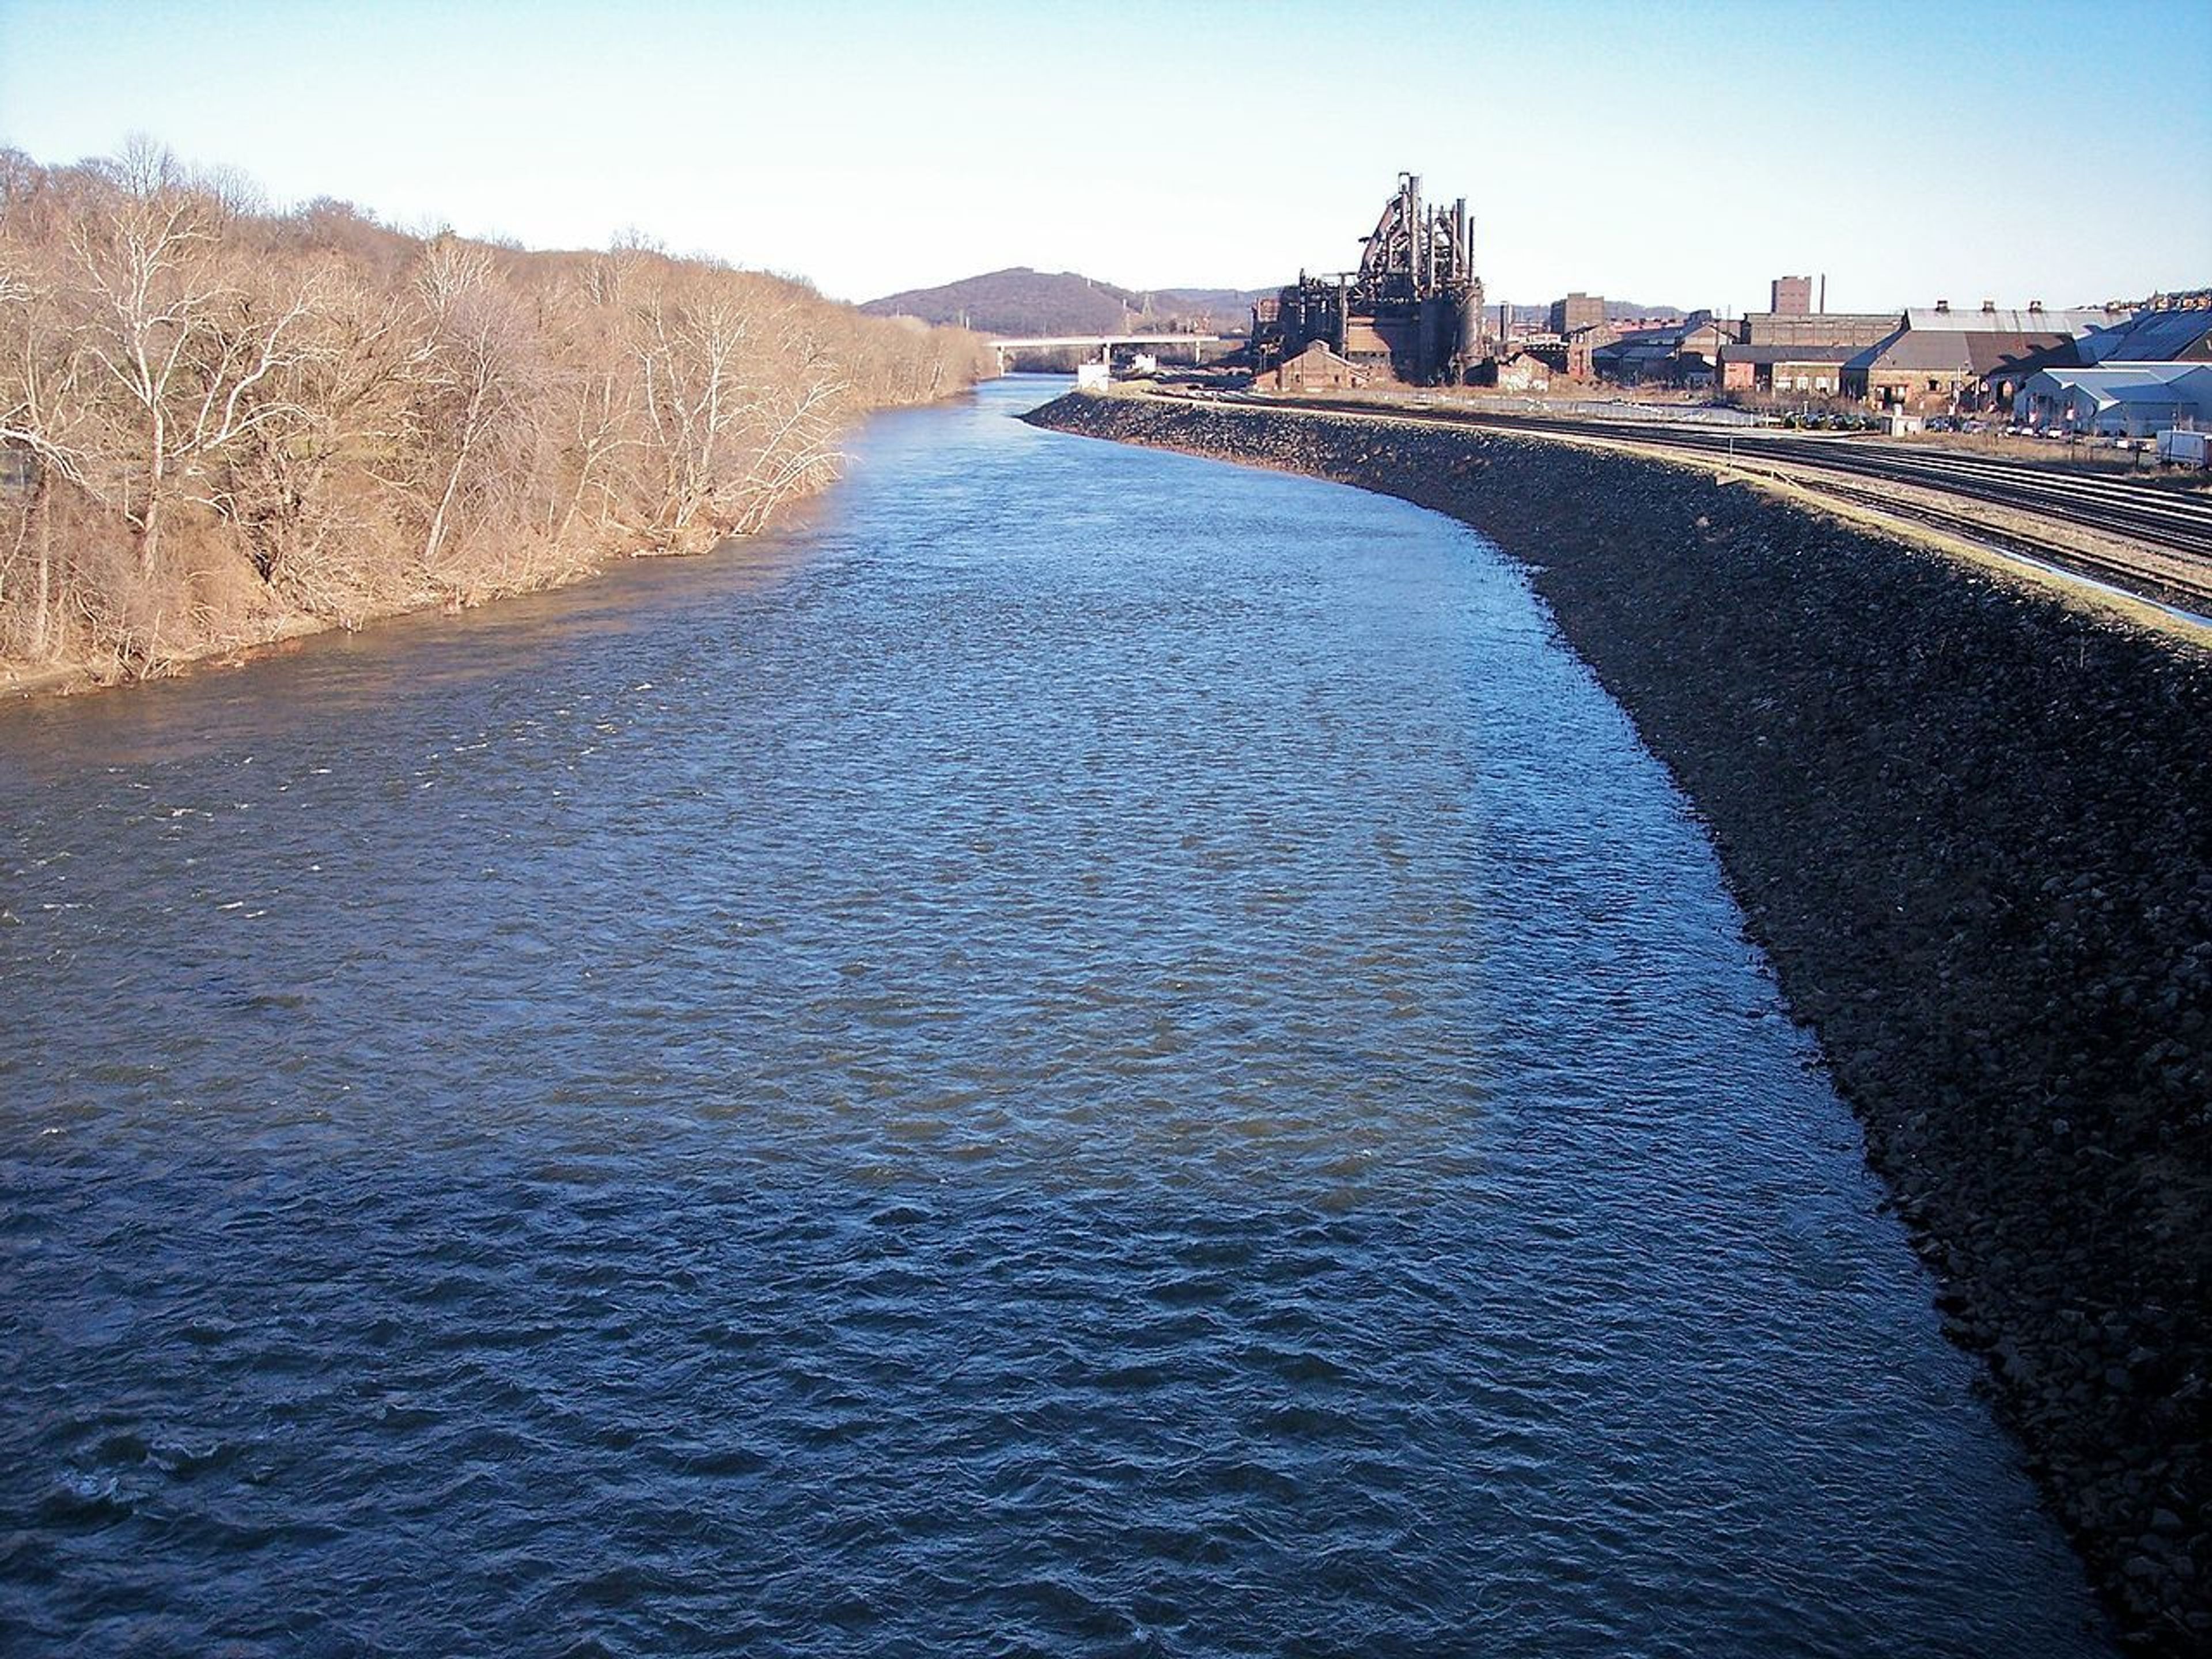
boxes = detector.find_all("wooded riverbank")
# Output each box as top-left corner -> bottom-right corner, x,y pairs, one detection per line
1026,389 -> 2211,1654
0,142 -> 991,694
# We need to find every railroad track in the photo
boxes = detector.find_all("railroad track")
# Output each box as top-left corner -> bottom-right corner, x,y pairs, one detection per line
1161,389 -> 2212,614
1769,474 -> 2212,614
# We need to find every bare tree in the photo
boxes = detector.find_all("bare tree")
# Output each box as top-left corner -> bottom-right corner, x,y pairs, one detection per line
63,140 -> 323,580
0,139 -> 990,678
406,239 -> 535,585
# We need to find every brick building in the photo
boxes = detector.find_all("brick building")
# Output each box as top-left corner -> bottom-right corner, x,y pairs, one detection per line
1548,292 -> 1606,336
1740,310 -> 1901,349
1265,340 -> 1368,392
1844,301 -> 2126,412
1770,275 -> 1813,316
1717,344 -> 1855,396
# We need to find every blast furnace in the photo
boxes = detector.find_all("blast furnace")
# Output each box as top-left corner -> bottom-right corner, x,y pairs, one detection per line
1253,173 -> 1486,385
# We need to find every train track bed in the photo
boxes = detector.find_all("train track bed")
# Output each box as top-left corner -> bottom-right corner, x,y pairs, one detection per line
1154,387 -> 2212,619
1706,455 -> 2212,619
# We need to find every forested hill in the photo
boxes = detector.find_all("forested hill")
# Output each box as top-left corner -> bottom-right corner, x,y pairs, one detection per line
861,268 -> 1684,338
862,268 -> 1266,336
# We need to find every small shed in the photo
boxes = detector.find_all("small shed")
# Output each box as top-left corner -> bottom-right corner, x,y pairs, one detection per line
1492,351 -> 1552,393
1269,340 -> 1368,393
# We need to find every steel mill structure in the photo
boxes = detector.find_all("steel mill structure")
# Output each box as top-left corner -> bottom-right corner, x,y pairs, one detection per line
1252,173 -> 1486,387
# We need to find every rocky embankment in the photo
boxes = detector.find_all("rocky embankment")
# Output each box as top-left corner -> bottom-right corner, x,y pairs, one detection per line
1026,391 -> 2211,1652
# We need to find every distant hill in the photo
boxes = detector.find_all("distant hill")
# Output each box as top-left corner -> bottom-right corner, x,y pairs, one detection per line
862,268 -> 1266,337
861,268 -> 1692,339
1143,287 -> 1275,326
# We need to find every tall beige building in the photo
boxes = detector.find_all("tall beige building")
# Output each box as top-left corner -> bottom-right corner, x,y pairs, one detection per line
1548,292 -> 1606,335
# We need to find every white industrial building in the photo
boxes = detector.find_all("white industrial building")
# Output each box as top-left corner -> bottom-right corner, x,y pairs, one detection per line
2013,362 -> 2212,437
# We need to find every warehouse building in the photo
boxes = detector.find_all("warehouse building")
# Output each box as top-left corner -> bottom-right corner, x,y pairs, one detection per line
1717,344 -> 1856,396
1263,340 -> 1368,393
1740,309 -> 1900,349
2013,363 -> 2212,437
2074,308 -> 2212,365
1486,350 -> 1553,393
1843,301 -> 2127,412
1595,314 -> 1734,386
1975,307 -> 2212,408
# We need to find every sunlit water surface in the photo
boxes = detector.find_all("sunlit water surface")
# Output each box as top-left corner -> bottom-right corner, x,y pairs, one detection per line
0,379 -> 2108,1655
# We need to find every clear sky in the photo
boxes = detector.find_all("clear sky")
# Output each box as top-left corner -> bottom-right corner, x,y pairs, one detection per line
3,0 -> 2207,313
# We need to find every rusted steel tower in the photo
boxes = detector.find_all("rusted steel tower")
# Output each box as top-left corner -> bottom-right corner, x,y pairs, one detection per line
1254,173 -> 1486,384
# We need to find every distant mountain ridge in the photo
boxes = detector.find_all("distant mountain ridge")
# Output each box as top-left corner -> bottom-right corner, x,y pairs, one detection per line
862,268 -> 1688,339
861,267 -> 1268,337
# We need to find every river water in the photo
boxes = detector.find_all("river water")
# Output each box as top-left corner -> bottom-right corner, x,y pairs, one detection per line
1,378 -> 2108,1655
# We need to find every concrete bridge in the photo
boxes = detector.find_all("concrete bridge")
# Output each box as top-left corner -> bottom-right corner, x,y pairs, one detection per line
990,334 -> 1221,370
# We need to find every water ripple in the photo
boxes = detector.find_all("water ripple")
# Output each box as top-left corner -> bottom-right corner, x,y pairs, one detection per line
0,380 -> 2107,1656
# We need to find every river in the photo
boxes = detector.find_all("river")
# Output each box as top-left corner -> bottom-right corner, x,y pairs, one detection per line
0,377 -> 2109,1655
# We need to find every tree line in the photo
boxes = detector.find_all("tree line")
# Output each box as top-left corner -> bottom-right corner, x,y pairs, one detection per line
0,141 -> 993,679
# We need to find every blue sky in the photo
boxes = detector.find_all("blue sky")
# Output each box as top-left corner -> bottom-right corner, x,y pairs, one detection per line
2,0 -> 2206,311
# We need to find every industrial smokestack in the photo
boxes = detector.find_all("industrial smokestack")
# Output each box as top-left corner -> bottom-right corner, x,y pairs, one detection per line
1407,174 -> 1423,289
1819,273 -> 1826,314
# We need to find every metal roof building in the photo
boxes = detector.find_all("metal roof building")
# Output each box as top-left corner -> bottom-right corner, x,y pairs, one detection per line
1845,317 -> 2099,410
2077,308 -> 2212,365
1902,305 -> 2124,335
1853,327 -> 2116,375
2013,362 -> 2212,436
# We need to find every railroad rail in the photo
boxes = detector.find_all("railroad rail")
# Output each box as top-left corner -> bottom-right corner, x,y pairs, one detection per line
1156,388 -> 2212,616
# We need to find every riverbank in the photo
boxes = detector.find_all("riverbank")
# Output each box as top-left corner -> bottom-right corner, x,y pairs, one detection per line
0,393 -> 945,703
1,608 -> 386,699
1024,389 -> 2210,1653
1,145 -> 995,696
5,539 -> 698,701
